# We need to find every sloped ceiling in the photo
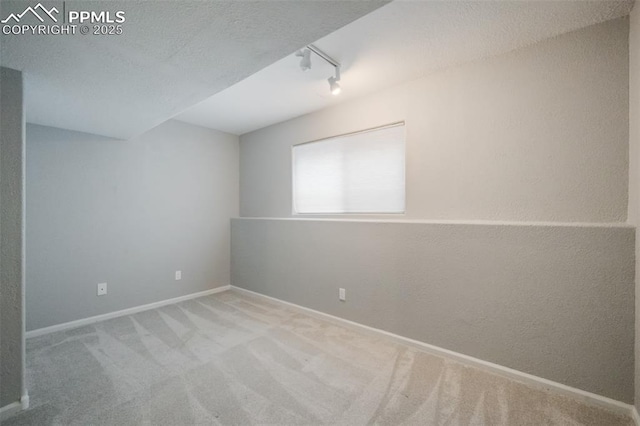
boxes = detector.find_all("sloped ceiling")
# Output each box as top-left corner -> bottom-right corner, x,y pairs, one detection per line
0,0 -> 387,139
176,0 -> 635,135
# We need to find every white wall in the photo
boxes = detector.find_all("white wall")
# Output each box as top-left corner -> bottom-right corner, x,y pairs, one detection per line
26,121 -> 239,330
240,18 -> 629,223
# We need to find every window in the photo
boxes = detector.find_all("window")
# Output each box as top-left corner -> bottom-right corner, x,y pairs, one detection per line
292,123 -> 405,214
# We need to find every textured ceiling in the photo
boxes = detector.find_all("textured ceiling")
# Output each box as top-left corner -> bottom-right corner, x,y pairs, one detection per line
0,0 -> 387,139
176,0 -> 635,135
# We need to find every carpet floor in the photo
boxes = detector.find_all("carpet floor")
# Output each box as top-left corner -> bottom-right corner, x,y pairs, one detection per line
2,289 -> 632,426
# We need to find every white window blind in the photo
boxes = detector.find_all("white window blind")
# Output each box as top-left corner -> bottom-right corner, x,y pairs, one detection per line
293,123 -> 405,214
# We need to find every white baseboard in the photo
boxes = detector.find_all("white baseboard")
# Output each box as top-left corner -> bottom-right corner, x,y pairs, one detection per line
0,386 -> 28,421
21,392 -> 29,410
0,400 -> 21,421
0,388 -> 28,421
0,401 -> 21,421
230,285 -> 635,420
26,286 -> 230,338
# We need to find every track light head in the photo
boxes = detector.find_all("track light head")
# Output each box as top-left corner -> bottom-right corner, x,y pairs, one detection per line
296,49 -> 311,71
296,45 -> 342,95
328,76 -> 341,96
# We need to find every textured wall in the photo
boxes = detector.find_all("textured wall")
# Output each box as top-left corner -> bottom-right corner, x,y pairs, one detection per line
26,121 -> 239,330
231,218 -> 635,403
0,67 -> 24,408
629,2 -> 640,414
240,18 -> 629,223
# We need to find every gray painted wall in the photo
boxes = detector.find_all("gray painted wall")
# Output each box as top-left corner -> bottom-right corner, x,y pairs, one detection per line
231,218 -> 635,403
628,3 -> 640,414
26,121 -> 239,330
235,18 -> 634,404
240,19 -> 629,223
0,67 -> 25,408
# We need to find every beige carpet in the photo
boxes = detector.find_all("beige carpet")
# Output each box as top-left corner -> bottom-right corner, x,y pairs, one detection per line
2,289 -> 632,426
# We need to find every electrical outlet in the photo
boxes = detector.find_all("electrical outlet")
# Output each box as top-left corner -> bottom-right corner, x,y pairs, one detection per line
97,282 -> 107,296
339,288 -> 346,301
175,270 -> 182,280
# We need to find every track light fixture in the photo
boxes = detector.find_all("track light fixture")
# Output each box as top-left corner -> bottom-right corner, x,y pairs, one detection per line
296,44 -> 342,96
328,72 -> 341,95
296,48 -> 311,71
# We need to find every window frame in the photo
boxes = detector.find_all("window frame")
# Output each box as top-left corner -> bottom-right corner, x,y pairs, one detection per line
291,121 -> 406,216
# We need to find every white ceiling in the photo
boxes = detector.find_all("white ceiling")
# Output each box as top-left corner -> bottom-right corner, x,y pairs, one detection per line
0,0 -> 387,139
176,0 -> 635,135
